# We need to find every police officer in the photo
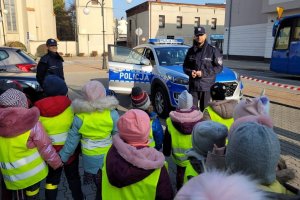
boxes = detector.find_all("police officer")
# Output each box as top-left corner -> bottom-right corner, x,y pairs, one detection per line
183,26 -> 223,111
36,38 -> 64,88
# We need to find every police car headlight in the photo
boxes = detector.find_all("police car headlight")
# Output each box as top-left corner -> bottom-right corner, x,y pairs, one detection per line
166,74 -> 189,85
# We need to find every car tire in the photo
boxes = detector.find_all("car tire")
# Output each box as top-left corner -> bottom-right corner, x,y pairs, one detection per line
152,86 -> 171,118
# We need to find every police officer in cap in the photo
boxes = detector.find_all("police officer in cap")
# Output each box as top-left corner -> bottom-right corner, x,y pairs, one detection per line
183,26 -> 223,111
36,38 -> 65,88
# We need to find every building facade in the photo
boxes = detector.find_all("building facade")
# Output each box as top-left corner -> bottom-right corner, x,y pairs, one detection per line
224,0 -> 300,60
126,1 -> 225,47
0,0 -> 56,49
75,0 -> 114,56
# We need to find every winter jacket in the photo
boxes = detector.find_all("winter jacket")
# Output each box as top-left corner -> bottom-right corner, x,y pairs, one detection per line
100,134 -> 174,200
59,94 -> 119,174
149,111 -> 164,150
183,41 -> 223,91
203,100 -> 237,121
0,107 -> 62,169
163,107 -> 202,156
34,96 -> 79,165
36,51 -> 64,87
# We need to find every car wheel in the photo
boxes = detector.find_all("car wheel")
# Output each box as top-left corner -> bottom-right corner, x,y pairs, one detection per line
153,86 -> 171,118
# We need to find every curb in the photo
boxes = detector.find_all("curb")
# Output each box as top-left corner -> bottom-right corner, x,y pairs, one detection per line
241,75 -> 300,91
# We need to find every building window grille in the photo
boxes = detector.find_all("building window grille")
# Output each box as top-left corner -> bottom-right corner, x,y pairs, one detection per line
159,15 -> 165,28
194,17 -> 200,27
4,0 -> 17,32
177,16 -> 182,28
211,18 -> 217,29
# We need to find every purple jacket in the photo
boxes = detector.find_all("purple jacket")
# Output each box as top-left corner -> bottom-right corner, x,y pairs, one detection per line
100,135 -> 174,200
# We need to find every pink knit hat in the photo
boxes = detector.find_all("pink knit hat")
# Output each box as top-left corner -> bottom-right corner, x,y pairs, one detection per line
0,88 -> 28,108
229,115 -> 273,134
82,81 -> 106,102
233,96 -> 270,120
117,109 -> 150,147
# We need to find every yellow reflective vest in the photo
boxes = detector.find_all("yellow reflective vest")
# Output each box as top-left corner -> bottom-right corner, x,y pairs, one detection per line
149,120 -> 155,148
77,110 -> 113,156
204,106 -> 234,130
102,155 -> 161,200
166,117 -> 192,167
183,161 -> 198,184
39,106 -> 73,145
0,130 -> 48,190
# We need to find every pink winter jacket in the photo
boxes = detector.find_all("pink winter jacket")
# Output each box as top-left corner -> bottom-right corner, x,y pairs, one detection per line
0,107 -> 62,169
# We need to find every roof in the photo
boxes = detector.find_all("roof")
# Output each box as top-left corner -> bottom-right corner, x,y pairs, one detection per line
126,1 -> 225,18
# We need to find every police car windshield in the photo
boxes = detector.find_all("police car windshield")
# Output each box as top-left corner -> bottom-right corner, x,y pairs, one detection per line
155,47 -> 188,66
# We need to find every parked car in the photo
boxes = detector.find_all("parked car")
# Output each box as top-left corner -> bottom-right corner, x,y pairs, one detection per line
0,47 -> 37,73
108,38 -> 243,118
0,76 -> 43,104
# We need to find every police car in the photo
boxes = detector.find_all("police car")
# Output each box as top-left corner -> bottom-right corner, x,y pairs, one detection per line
108,39 -> 243,118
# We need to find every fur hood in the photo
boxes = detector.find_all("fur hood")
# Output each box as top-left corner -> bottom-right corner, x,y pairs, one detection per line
208,99 -> 237,119
0,107 -> 39,137
72,95 -> 119,114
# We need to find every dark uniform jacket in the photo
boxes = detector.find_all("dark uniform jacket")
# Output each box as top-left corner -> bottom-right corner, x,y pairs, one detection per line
183,41 -> 223,91
36,51 -> 64,87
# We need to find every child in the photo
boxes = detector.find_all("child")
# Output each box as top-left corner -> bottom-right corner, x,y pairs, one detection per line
175,171 -> 266,200
131,86 -> 163,150
34,75 -> 83,200
203,82 -> 238,130
184,121 -> 228,183
163,90 -> 203,190
101,109 -> 174,199
225,117 -> 298,198
0,88 -> 62,199
59,80 -> 119,200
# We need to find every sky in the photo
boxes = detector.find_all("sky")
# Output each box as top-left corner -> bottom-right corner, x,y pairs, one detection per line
66,0 -> 225,20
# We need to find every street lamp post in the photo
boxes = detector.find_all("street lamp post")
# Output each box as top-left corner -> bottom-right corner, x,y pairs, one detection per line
83,0 -> 107,69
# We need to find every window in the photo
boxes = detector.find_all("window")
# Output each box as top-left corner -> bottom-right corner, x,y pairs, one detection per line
177,16 -> 182,28
4,0 -> 17,32
292,19 -> 300,41
159,15 -> 165,28
144,49 -> 155,65
129,20 -> 132,36
0,50 -> 9,61
274,26 -> 291,50
211,18 -> 217,29
194,17 -> 200,27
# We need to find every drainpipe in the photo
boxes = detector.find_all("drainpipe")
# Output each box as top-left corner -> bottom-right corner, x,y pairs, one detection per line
226,0 -> 232,59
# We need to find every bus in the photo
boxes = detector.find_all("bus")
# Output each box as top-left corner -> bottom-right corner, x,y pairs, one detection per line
271,12 -> 300,75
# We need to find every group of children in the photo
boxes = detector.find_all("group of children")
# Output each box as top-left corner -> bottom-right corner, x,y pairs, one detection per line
0,76 -> 299,200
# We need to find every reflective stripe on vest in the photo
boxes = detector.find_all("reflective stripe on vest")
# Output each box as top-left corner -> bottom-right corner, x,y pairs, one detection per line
149,120 -> 155,148
81,135 -> 112,150
77,110 -> 113,156
102,155 -> 161,200
204,106 -> 234,130
166,117 -> 192,167
39,106 -> 73,145
48,132 -> 68,144
183,161 -> 206,184
0,130 -> 48,190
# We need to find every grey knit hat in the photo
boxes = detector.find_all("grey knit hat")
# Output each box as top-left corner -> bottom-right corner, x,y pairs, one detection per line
186,121 -> 228,160
0,88 -> 28,108
225,122 -> 280,185
178,90 -> 193,110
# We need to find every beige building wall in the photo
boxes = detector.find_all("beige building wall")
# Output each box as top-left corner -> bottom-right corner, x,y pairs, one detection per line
127,2 -> 225,47
224,0 -> 300,59
0,0 -> 56,52
76,0 -> 114,56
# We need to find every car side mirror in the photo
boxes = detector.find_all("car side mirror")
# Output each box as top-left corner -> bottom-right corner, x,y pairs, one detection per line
141,58 -> 151,66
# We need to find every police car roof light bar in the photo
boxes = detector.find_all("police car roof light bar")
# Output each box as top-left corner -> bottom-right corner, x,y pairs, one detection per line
148,38 -> 184,45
